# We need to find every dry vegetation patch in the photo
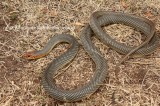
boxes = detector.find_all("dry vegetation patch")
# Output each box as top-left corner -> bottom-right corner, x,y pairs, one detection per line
0,0 -> 160,105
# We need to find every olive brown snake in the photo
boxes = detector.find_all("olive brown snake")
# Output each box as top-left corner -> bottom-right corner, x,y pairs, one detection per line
22,11 -> 159,102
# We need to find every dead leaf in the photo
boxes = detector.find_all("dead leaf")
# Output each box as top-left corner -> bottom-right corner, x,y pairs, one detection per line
49,10 -> 58,17
144,11 -> 153,17
74,22 -> 85,26
121,0 -> 128,9
41,7 -> 48,14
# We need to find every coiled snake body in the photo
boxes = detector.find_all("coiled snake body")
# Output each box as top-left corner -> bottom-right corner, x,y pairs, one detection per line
23,11 -> 159,102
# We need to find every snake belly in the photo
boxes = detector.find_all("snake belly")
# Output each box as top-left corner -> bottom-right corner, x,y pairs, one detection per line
41,11 -> 159,102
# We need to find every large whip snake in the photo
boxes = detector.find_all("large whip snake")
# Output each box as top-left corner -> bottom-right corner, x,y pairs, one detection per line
23,11 -> 159,102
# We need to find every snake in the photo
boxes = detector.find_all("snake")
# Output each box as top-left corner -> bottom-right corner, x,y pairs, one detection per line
22,11 -> 159,102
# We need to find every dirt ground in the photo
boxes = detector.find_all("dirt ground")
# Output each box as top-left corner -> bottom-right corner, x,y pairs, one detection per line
0,0 -> 160,106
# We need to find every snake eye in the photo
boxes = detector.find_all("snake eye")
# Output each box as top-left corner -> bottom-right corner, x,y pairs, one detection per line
26,54 -> 31,57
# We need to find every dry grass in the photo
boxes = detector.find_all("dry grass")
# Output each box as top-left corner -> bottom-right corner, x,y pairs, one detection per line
0,0 -> 160,106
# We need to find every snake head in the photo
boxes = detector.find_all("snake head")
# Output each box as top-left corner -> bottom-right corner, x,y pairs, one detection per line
22,51 -> 39,60
22,51 -> 47,60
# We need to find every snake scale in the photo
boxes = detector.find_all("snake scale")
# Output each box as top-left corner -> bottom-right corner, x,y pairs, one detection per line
23,11 -> 159,102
